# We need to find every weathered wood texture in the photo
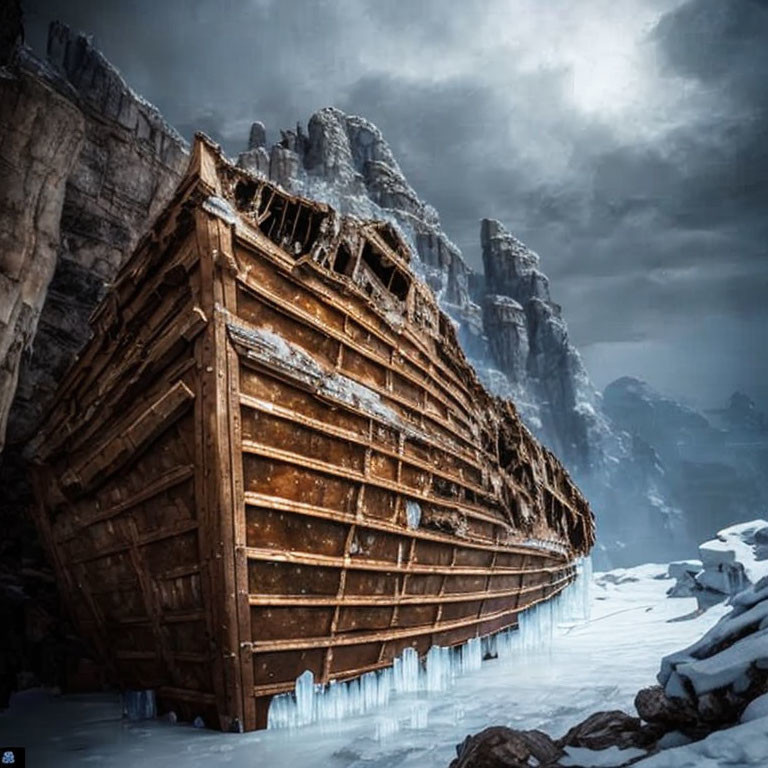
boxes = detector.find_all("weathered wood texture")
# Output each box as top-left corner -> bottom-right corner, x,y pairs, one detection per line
29,134 -> 594,732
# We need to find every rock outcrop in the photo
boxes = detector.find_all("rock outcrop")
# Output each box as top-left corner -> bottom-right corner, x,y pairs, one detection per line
450,575 -> 768,767
0,35 -> 85,453
3,23 -> 188,448
478,218 -> 598,474
667,520 -> 768,606
0,16 -> 187,703
604,378 -> 768,545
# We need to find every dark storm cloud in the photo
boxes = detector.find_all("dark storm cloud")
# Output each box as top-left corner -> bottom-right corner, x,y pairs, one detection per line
21,0 -> 768,407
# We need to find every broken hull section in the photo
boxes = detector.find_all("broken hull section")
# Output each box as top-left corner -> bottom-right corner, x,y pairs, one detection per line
29,134 -> 594,731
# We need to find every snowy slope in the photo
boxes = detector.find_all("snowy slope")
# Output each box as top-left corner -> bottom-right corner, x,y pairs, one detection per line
3,564 -> 758,768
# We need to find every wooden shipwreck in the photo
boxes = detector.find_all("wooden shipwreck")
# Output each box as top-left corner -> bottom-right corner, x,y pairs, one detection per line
29,134 -> 595,731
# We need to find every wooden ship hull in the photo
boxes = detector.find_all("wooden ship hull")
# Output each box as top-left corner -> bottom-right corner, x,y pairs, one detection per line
29,135 -> 595,731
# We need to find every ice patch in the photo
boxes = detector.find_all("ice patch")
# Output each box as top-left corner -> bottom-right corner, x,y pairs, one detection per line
561,745 -> 646,766
405,500 -> 422,529
202,195 -> 238,225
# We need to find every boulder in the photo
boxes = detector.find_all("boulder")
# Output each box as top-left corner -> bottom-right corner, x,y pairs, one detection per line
451,726 -> 562,768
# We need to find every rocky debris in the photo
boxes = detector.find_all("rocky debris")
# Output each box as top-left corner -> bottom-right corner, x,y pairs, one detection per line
451,576 -> 768,767
634,686 -> 700,732
449,713 -> 658,767
558,710 -> 662,752
697,520 -> 768,592
666,561 -> 704,598
667,521 -> 768,602
451,726 -> 563,768
659,575 -> 768,721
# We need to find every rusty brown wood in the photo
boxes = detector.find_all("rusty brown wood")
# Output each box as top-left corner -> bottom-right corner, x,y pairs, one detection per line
234,271 -> 477,434
243,546 -> 566,577
322,509 -> 359,684
54,464 -> 195,543
240,439 -> 507,529
121,516 -> 182,684
245,579 -> 564,607
239,392 -> 494,503
205,210 -> 247,731
243,489 -> 567,558
61,380 -> 195,492
217,213 -> 258,731
68,519 -> 199,566
248,578 -> 573,654
195,206 -> 239,731
235,343 -> 483,475
38,255 -> 200,456
290,248 -> 476,406
157,686 -> 219,705
115,610 -> 206,625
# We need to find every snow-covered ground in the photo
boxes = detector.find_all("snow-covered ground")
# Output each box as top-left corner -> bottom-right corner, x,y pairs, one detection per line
2,563 -> 765,767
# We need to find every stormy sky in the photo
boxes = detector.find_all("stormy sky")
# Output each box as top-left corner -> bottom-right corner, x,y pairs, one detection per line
24,0 -> 768,410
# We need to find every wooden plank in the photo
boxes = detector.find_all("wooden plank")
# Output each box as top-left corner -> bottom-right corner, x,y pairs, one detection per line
218,214 -> 257,731
239,392 -> 494,503
248,578 -> 573,654
244,546 -> 568,577
242,490 -> 568,559
68,519 -> 199,565
55,464 -> 195,543
60,380 -> 195,492
241,438 -> 513,530
231,281 -> 479,449
193,208 -> 231,728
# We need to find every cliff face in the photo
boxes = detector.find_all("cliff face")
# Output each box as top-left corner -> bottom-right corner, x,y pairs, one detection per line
0,18 -> 188,701
2,24 -> 188,448
0,56 -> 85,453
478,218 -> 599,474
604,378 -> 768,539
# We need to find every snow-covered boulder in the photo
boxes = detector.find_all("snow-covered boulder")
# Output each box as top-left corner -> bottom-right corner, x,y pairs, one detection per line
658,574 -> 768,726
666,560 -> 703,598
666,521 -> 768,602
696,520 -> 768,595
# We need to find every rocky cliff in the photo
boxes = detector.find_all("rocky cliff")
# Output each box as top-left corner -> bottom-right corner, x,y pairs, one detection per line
2,23 -> 188,449
0,14 -> 187,702
605,378 -> 768,541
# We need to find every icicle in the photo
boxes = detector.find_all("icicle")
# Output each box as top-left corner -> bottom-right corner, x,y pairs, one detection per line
267,556 -> 594,729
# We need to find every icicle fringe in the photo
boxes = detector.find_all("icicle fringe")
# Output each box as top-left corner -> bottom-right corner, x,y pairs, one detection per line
267,556 -> 592,729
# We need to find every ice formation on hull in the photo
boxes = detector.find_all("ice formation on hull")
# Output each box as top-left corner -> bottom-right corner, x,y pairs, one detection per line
267,558 -> 592,729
